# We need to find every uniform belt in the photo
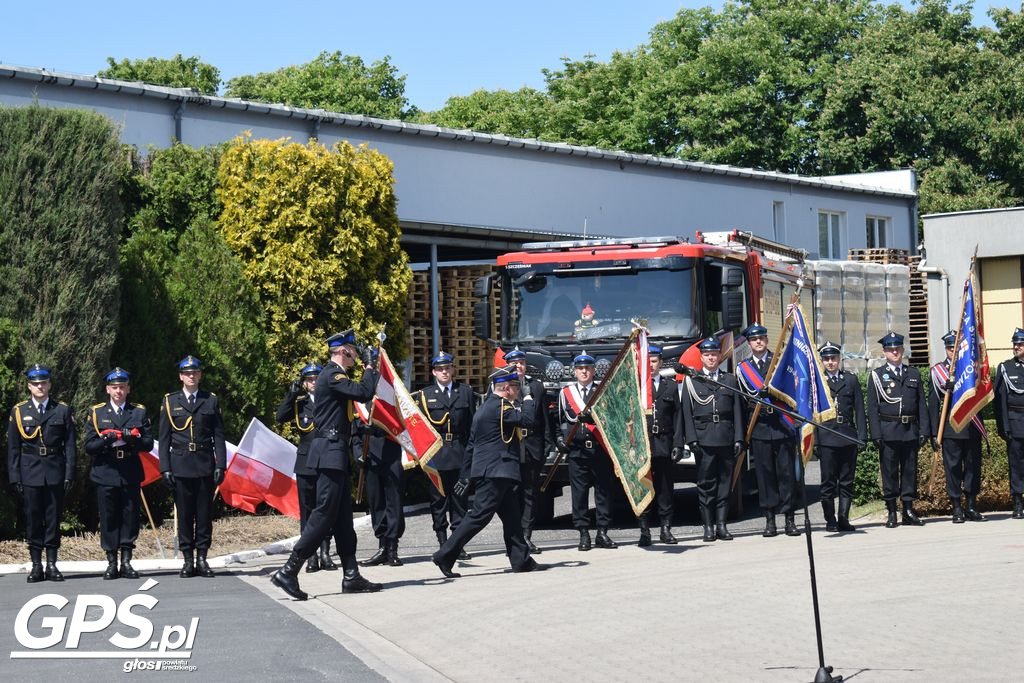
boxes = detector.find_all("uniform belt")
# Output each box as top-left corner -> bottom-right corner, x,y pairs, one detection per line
1009,405 -> 1024,412
880,414 -> 916,423
764,406 -> 774,414
22,443 -> 62,456
583,439 -> 594,449
519,428 -> 530,438
172,443 -> 213,453
651,423 -> 659,434
114,448 -> 128,460
835,415 -> 847,424
695,414 -> 724,424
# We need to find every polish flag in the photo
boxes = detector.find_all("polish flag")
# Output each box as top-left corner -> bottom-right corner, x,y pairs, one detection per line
218,419 -> 300,519
675,330 -> 744,378
140,447 -> 162,487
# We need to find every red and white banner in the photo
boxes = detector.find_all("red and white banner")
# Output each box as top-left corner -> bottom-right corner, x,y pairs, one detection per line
218,420 -> 300,519
676,330 -> 745,378
634,327 -> 653,413
140,448 -> 163,487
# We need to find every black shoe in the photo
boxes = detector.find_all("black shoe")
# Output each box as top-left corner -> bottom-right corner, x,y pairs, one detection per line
319,540 -> 338,570
784,514 -> 800,536
27,563 -> 44,583
342,568 -> 383,593
458,549 -> 472,560
431,551 -> 461,578
763,512 -> 778,537
270,552 -> 308,601
594,528 -> 617,549
577,529 -> 592,552
436,529 -> 447,548
305,554 -> 321,573
902,504 -> 924,526
965,495 -> 986,522
885,501 -> 899,528
513,557 -> 548,573
951,498 -> 965,524
179,552 -> 195,578
119,549 -> 140,579
702,507 -> 716,542
525,531 -> 542,554
195,551 -> 215,578
44,548 -> 64,582
659,526 -> 678,544
1013,495 -> 1024,519
385,540 -> 403,567
103,551 -> 119,580
822,498 -> 838,532
360,542 -> 387,567
637,517 -> 652,547
837,498 -> 856,532
715,509 -> 733,541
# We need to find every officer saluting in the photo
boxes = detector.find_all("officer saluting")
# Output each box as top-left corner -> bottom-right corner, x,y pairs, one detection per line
275,363 -> 336,572
816,342 -> 866,532
866,332 -> 930,528
681,338 -> 743,542
158,356 -> 227,578
85,368 -> 154,580
929,331 -> 986,523
7,365 -> 75,582
994,327 -> 1024,519
641,344 -> 683,546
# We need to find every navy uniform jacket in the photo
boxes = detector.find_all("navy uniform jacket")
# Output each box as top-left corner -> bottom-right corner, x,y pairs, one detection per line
85,402 -> 155,486
681,371 -> 744,448
558,383 -> 607,460
648,377 -> 684,457
467,393 -> 536,481
995,356 -> 1024,439
817,371 -> 867,448
7,400 -> 76,486
275,388 -> 316,476
351,420 -> 403,466
737,353 -> 793,441
307,361 -> 377,473
518,376 -> 550,462
927,361 -> 981,441
866,364 -> 930,442
415,381 -> 475,471
158,390 -> 227,478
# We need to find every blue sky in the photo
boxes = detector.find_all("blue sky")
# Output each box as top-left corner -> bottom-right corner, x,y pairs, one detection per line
0,1 -> 1011,111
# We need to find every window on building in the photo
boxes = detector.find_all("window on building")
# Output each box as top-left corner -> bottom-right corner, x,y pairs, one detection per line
772,201 -> 786,242
818,211 -> 843,259
866,216 -> 889,248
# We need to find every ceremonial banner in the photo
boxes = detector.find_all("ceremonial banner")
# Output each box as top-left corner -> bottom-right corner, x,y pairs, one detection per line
219,419 -> 300,519
590,332 -> 654,516
140,446 -> 163,487
765,303 -> 836,465
949,267 -> 994,431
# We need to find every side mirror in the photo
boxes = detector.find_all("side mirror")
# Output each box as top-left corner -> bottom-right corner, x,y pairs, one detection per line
724,291 -> 744,331
724,268 -> 743,288
474,300 -> 492,341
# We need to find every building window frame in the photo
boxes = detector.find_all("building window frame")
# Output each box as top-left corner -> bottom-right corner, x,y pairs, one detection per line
866,215 -> 890,249
818,210 -> 844,260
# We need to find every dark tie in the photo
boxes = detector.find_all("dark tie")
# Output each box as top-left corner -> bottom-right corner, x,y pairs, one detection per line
445,387 -> 451,399
583,386 -> 591,401
188,394 -> 196,408
117,406 -> 123,416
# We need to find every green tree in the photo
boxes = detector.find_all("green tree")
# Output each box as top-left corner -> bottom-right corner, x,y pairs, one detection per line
224,51 -> 414,120
418,87 -> 551,138
98,54 -> 221,94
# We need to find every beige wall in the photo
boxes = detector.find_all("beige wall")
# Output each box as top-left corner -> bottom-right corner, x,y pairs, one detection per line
981,256 -> 1024,364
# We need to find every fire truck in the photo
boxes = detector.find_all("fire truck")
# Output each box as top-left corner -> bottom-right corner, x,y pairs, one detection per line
472,231 -> 810,521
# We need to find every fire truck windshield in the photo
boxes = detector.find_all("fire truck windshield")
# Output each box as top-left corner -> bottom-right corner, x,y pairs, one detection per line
506,265 -> 698,343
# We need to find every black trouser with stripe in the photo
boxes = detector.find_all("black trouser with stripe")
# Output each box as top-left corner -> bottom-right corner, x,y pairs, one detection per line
293,468 -> 356,560
819,445 -> 857,502
23,484 -> 64,551
751,437 -> 797,513
437,477 -> 529,569
519,459 -> 544,532
879,440 -> 919,503
428,468 -> 466,534
696,446 -> 736,514
97,484 -> 141,551
296,473 -> 318,532
1010,438 -> 1024,495
367,457 -> 405,541
174,476 -> 214,552
941,437 -> 982,498
568,453 -> 614,529
646,457 -> 676,524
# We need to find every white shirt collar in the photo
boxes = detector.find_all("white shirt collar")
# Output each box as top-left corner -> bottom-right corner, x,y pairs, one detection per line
887,363 -> 901,373
437,382 -> 451,393
111,401 -> 126,412
35,399 -> 48,411
183,390 -> 197,401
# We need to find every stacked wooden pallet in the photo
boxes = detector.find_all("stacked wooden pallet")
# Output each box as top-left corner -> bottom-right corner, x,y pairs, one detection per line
847,248 -> 911,265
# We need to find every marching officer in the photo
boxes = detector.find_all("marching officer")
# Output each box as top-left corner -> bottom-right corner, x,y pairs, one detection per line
503,346 -> 550,554
7,365 -> 75,582
275,363 -> 337,572
271,329 -> 381,600
415,352 -> 475,557
736,323 -> 800,537
929,331 -> 986,523
158,355 -> 227,578
557,351 -> 618,551
681,338 -> 743,542
642,344 -> 683,546
85,368 -> 154,580
866,332 -> 930,528
994,327 -> 1024,519
816,341 -> 866,532
432,366 -> 544,578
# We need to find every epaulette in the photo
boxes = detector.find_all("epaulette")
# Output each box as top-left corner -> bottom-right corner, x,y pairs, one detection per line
15,400 -> 28,407
209,392 -> 217,397
92,402 -> 105,409
58,401 -> 68,406
164,392 -> 172,398
135,403 -> 145,409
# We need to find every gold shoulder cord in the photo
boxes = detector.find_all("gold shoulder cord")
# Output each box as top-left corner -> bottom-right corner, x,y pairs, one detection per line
14,404 -> 41,441
164,394 -> 194,441
294,398 -> 314,433
419,391 -> 451,436
91,405 -> 104,437
500,399 -> 515,444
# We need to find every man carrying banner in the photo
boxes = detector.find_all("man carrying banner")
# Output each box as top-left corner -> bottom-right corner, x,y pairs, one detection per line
642,344 -> 683,545
432,366 -> 544,578
929,331 -> 986,523
816,342 -> 866,532
995,327 -> 1024,519
866,332 -> 930,528
275,363 -> 335,572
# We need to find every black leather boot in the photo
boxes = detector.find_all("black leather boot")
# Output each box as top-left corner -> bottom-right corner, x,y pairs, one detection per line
319,540 -> 338,570
715,507 -> 733,541
103,551 -> 119,580
270,551 -> 308,601
951,497 -> 965,524
44,547 -> 64,582
965,495 -> 986,522
822,498 -> 838,532
837,497 -> 856,532
763,511 -> 778,537
360,539 -> 387,567
577,529 -> 592,551
341,555 -> 383,593
659,525 -> 678,544
385,539 -> 403,567
431,549 -> 461,578
120,549 -> 140,579
702,507 -> 716,542
525,529 -> 541,554
436,529 -> 447,548
195,550 -> 215,577
179,551 -> 195,578
1014,494 -> 1024,519
637,516 -> 652,547
27,548 -> 44,583
902,502 -> 924,526
594,528 -> 617,549
305,551 -> 321,573
784,512 -> 800,536
885,500 -> 898,528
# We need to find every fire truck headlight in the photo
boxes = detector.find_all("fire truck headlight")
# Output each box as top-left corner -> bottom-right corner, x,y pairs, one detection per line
545,360 -> 565,381
596,358 -> 611,379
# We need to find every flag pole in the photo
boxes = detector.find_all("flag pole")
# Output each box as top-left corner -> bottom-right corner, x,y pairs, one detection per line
140,488 -> 165,559
356,326 -> 386,505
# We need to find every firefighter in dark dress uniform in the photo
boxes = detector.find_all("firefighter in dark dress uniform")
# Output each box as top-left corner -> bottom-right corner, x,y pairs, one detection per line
736,323 -> 800,537
681,338 -> 744,542
929,331 -> 986,523
866,332 -> 930,528
641,344 -> 683,546
503,346 -> 550,554
816,342 -> 866,532
85,367 -> 154,579
271,329 -> 381,600
158,355 -> 227,578
276,363 -> 337,572
414,352 -> 475,558
432,366 -> 544,578
7,365 -> 75,582
994,327 -> 1024,520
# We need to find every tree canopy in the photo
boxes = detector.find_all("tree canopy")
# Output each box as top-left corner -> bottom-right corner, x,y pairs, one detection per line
99,54 -> 221,94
